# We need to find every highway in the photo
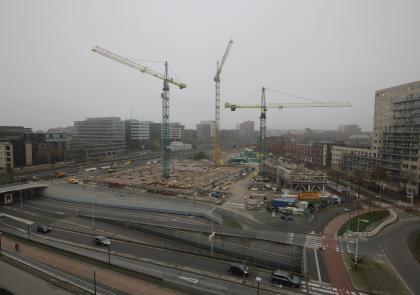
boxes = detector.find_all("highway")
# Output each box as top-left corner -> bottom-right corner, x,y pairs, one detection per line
0,198 -> 343,295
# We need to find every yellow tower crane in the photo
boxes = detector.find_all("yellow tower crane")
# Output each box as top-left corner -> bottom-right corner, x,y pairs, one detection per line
214,40 -> 233,166
225,87 -> 351,179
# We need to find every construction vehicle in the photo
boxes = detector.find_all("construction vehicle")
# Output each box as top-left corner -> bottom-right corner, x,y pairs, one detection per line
214,40 -> 233,166
92,46 -> 186,179
54,171 -> 65,178
225,87 -> 351,179
67,177 -> 78,184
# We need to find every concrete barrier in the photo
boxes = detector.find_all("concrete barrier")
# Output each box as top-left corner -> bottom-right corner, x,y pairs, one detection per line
353,209 -> 397,238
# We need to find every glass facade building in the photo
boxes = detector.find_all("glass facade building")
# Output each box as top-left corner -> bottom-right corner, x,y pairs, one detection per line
73,117 -> 126,158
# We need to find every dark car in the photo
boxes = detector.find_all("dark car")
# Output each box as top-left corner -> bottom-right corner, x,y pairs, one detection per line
228,263 -> 249,277
209,191 -> 225,199
93,236 -> 111,246
271,269 -> 300,288
36,225 -> 51,233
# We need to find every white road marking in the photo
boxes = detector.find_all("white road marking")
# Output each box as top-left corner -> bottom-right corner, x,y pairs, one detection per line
0,222 -> 26,233
313,248 -> 322,282
0,213 -> 34,224
24,205 -> 64,215
178,276 -> 199,284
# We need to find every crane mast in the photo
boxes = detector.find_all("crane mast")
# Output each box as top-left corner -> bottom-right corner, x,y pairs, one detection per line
92,46 -> 186,179
214,40 -> 233,166
225,91 -> 351,178
259,87 -> 267,180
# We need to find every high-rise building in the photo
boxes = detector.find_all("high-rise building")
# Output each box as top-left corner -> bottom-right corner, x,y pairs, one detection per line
239,120 -> 256,144
73,117 -> 126,158
373,80 -> 420,193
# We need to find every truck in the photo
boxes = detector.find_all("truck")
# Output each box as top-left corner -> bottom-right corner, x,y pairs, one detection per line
267,198 -> 296,212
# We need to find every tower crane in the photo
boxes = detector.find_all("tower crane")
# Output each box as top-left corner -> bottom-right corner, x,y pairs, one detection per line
214,40 -> 233,166
225,87 -> 351,179
91,46 -> 186,179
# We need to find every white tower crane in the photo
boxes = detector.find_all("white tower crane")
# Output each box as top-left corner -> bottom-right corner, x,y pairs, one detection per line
214,40 -> 233,166
91,46 -> 186,179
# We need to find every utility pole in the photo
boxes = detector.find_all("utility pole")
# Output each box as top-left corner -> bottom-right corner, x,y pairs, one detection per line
19,186 -> 22,211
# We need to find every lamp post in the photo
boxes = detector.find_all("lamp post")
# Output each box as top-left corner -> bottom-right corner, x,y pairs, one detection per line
93,269 -> 97,295
255,276 -> 262,295
354,218 -> 369,270
379,183 -> 386,202
19,185 -> 22,211
89,185 -> 95,228
407,192 -> 414,210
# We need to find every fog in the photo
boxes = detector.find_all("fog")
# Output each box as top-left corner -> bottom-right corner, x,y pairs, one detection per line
1,0 -> 419,131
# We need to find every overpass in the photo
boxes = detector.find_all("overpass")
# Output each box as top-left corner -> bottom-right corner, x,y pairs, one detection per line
0,183 -> 49,205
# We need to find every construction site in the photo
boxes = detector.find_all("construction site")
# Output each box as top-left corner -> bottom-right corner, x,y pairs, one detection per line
87,159 -> 248,197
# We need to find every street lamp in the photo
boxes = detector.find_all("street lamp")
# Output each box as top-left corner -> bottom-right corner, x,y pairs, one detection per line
354,218 -> 369,269
255,276 -> 262,295
407,192 -> 414,210
378,183 -> 386,202
93,268 -> 97,295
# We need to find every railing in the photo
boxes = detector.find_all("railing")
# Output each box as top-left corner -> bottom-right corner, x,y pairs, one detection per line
98,218 -> 302,273
1,248 -> 116,295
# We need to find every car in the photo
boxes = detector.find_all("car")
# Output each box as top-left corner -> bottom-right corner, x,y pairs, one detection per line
228,263 -> 249,277
209,191 -> 225,199
93,236 -> 111,246
271,269 -> 300,288
37,224 -> 52,233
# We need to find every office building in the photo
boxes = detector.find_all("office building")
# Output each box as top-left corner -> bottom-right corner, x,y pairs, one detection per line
125,120 -> 151,151
73,117 -> 126,158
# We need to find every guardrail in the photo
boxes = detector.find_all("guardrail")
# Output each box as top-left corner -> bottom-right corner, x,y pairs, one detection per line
1,247 -> 116,295
97,217 -> 302,273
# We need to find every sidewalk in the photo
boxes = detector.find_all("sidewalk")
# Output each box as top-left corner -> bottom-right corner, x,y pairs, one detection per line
0,259 -> 73,295
1,235 -> 185,295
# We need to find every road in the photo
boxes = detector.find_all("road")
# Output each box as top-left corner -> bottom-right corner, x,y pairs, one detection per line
358,215 -> 420,295
0,199 -> 344,295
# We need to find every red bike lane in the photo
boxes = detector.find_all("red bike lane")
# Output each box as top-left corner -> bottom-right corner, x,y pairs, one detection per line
323,214 -> 355,294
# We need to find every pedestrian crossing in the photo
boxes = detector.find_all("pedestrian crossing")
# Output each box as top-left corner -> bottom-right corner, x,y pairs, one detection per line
304,234 -> 326,249
298,280 -> 361,295
303,235 -> 354,253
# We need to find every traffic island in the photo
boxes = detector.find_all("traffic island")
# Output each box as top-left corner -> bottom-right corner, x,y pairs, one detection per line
343,253 -> 410,295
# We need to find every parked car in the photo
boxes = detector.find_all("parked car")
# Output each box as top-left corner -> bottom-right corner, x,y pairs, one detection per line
93,236 -> 111,246
209,191 -> 225,199
271,269 -> 300,288
228,263 -> 249,277
36,224 -> 52,233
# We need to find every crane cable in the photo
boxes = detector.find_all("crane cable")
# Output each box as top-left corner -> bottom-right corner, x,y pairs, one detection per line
265,87 -> 322,103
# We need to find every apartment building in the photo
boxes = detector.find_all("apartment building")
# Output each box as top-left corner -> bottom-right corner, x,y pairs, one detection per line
373,80 -> 420,193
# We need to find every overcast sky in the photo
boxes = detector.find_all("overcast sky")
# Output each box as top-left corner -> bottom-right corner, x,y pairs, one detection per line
1,0 -> 419,132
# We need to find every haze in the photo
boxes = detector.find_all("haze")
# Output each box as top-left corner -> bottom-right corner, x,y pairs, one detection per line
1,0 -> 419,131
